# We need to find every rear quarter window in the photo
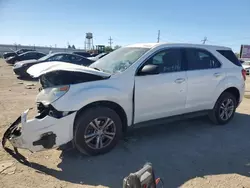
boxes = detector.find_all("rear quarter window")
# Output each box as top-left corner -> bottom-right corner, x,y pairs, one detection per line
217,50 -> 241,67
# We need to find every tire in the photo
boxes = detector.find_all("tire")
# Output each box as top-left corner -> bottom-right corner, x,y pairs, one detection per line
74,106 -> 122,156
208,92 -> 237,125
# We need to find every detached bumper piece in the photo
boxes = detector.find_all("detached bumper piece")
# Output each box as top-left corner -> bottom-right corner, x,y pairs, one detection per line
2,115 -> 22,152
2,108 -> 76,157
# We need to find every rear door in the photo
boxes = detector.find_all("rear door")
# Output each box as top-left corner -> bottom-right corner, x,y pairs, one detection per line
185,48 -> 224,111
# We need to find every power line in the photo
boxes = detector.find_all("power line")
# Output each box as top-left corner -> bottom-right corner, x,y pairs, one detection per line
201,37 -> 207,44
157,30 -> 160,43
108,36 -> 113,48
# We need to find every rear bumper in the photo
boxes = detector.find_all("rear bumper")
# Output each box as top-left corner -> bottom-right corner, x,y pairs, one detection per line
2,109 -> 76,152
238,82 -> 245,107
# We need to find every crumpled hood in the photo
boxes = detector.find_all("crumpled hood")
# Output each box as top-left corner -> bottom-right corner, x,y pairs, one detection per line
27,61 -> 111,78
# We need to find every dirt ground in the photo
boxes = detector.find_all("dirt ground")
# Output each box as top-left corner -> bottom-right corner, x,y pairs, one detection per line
0,59 -> 250,188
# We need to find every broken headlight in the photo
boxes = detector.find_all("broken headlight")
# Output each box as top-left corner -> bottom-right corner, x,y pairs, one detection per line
36,103 -> 74,119
36,85 -> 70,105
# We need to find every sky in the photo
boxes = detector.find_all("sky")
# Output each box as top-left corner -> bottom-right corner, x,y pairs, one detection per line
0,0 -> 250,52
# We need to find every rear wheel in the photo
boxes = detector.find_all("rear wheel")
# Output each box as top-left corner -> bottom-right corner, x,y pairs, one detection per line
209,92 -> 237,125
74,107 -> 122,156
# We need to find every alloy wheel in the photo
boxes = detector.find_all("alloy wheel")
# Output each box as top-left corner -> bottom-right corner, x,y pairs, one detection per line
84,117 -> 116,150
219,98 -> 235,121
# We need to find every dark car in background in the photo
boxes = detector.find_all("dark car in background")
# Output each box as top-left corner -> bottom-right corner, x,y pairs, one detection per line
3,49 -> 35,59
72,51 -> 92,57
13,52 -> 94,77
6,51 -> 46,64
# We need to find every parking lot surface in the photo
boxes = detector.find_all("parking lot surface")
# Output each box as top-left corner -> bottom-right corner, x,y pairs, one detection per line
1,59 -> 250,188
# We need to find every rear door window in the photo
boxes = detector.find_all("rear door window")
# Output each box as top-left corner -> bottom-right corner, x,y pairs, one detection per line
185,48 -> 221,70
217,50 -> 241,67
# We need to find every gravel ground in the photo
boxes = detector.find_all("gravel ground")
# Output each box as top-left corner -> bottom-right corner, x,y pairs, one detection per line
0,59 -> 250,188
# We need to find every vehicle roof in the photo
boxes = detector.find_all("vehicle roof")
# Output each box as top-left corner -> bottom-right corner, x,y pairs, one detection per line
126,43 -> 231,50
20,51 -> 46,55
51,52 -> 72,55
50,52 -> 88,58
52,52 -> 84,56
72,51 -> 90,54
17,48 -> 35,51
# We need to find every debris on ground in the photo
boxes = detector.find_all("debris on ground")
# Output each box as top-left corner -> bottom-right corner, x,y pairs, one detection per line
0,160 -> 16,175
25,83 -> 36,89
26,83 -> 35,86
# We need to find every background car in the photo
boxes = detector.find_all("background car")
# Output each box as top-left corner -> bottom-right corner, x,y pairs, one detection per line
13,52 -> 94,77
6,51 -> 46,64
3,49 -> 35,59
88,52 -> 108,62
72,51 -> 92,57
242,60 -> 250,75
90,53 -> 99,57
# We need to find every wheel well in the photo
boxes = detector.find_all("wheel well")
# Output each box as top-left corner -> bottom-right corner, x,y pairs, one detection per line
222,87 -> 240,105
74,101 -> 128,132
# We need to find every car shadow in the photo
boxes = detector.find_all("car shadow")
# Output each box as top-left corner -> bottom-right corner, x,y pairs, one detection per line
17,76 -> 38,81
6,112 -> 250,187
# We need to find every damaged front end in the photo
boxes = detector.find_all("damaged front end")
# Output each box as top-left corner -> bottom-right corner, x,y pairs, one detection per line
2,107 -> 76,154
2,62 -> 110,155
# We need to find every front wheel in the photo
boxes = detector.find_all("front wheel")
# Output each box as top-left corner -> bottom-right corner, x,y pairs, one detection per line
74,107 -> 122,156
209,92 -> 237,125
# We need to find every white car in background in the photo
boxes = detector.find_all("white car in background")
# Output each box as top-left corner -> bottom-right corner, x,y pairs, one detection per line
3,43 -> 246,156
242,60 -> 250,75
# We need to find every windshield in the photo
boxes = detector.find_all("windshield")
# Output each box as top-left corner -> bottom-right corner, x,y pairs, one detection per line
89,47 -> 149,74
38,53 -> 54,61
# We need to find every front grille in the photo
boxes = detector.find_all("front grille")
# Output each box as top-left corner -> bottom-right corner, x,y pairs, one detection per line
37,102 -> 46,113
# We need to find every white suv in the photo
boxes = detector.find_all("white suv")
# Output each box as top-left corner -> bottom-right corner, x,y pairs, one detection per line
3,43 -> 246,156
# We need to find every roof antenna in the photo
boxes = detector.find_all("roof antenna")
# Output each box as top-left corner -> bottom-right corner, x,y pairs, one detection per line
157,30 -> 160,43
201,36 -> 207,44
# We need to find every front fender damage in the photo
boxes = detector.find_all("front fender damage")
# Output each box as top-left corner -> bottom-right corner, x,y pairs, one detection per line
2,108 -> 76,156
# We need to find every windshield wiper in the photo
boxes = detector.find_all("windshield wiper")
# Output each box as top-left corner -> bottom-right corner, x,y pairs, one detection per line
92,67 -> 101,71
91,66 -> 111,74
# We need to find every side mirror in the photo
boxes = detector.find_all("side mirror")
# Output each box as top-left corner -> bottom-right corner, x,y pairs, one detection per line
138,64 -> 160,76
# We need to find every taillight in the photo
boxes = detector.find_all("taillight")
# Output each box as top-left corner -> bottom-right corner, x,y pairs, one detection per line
242,69 -> 246,81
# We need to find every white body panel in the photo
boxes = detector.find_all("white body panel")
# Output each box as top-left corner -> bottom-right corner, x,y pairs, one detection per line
7,43 -> 245,152
134,71 -> 187,123
8,109 -> 76,152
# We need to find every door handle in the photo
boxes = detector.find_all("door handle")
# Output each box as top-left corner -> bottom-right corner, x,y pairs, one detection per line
175,78 -> 185,83
214,72 -> 222,77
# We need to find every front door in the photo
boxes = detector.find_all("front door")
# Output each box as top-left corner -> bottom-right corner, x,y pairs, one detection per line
134,48 -> 188,124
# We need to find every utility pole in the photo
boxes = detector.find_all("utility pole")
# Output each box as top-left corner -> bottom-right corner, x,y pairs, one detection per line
108,36 -> 113,48
201,37 -> 207,44
157,30 -> 160,43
